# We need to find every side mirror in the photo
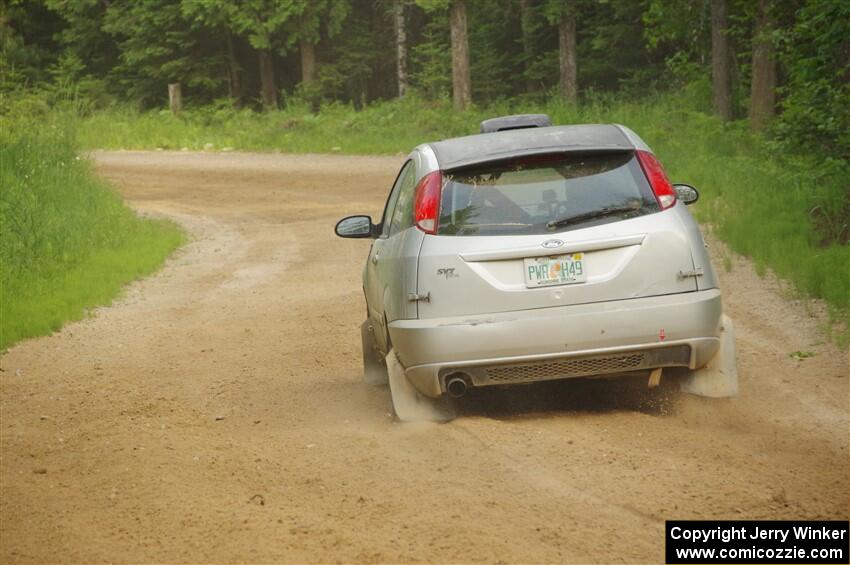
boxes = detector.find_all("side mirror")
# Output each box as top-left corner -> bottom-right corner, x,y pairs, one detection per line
673,183 -> 699,205
335,215 -> 375,238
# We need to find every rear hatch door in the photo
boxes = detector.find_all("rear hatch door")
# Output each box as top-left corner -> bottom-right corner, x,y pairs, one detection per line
416,151 -> 697,319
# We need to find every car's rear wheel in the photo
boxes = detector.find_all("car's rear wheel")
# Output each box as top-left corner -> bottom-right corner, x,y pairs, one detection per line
386,348 -> 456,422
361,320 -> 388,386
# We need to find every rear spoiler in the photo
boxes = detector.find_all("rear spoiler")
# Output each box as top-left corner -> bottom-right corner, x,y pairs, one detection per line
441,147 -> 634,174
480,114 -> 552,133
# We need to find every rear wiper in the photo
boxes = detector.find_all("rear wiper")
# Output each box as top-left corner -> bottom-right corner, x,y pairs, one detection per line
546,206 -> 640,230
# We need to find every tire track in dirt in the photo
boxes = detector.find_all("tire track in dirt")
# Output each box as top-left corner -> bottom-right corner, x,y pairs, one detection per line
1,151 -> 846,563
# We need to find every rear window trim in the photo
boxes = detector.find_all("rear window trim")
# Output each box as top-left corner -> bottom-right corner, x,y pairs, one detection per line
436,149 -> 659,237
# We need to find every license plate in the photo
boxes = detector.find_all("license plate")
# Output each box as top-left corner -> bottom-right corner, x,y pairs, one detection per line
523,253 -> 586,287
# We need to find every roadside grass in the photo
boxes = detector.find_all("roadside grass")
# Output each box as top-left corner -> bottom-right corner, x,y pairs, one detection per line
0,119 -> 183,350
74,94 -> 850,340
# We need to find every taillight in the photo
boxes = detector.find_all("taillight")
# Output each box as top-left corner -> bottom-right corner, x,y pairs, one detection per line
636,150 -> 676,210
413,170 -> 442,234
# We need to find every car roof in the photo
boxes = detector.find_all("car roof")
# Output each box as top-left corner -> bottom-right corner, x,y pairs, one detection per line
425,124 -> 635,171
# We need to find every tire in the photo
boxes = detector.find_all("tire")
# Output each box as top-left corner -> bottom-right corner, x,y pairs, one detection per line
386,348 -> 456,422
361,320 -> 388,386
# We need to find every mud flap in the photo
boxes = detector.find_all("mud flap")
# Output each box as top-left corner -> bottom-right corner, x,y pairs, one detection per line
361,320 -> 388,386
680,314 -> 738,398
386,349 -> 455,423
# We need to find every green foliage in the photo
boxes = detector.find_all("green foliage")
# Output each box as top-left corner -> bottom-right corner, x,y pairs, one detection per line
414,0 -> 450,12
0,113 -> 183,349
408,0 -> 664,101
643,0 -> 713,59
467,0 -> 525,99
1,0 -> 846,127
789,350 -> 816,360
40,0 -> 225,107
44,0 -> 118,82
313,0 -> 395,106
409,6 -> 451,99
774,0 -> 850,161
300,0 -> 350,42
576,1 -> 663,93
643,0 -> 762,115
99,0 -> 222,105
0,0 -> 65,88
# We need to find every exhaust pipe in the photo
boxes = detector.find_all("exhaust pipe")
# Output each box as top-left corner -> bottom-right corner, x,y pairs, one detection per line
446,375 -> 469,398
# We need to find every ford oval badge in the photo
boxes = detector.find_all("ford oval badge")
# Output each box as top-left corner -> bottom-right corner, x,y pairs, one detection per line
542,239 -> 564,249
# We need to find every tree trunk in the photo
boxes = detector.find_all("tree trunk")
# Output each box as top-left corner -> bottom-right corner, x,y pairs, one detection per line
225,31 -> 242,107
558,11 -> 577,103
257,49 -> 278,110
749,0 -> 776,131
394,0 -> 408,97
300,37 -> 317,87
168,83 -> 182,115
520,0 -> 536,93
711,0 -> 732,121
449,0 -> 471,111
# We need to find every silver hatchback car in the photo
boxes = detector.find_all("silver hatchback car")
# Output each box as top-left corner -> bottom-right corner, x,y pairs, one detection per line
336,115 -> 737,421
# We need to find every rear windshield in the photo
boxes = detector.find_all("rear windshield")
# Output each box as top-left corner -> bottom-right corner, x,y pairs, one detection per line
438,152 -> 659,236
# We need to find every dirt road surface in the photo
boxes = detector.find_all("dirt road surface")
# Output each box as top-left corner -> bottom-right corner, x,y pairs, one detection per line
2,151 -> 848,563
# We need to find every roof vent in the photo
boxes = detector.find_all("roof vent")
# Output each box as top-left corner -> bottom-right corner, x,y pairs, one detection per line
479,114 -> 552,134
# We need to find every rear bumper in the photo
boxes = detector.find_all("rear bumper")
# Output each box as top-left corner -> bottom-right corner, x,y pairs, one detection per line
388,289 -> 722,397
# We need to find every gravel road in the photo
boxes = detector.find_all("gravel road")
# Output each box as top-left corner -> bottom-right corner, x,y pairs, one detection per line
1,151 -> 847,563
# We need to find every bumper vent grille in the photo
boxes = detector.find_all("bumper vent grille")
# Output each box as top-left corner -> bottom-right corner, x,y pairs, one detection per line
440,346 -> 692,390
485,352 -> 645,383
